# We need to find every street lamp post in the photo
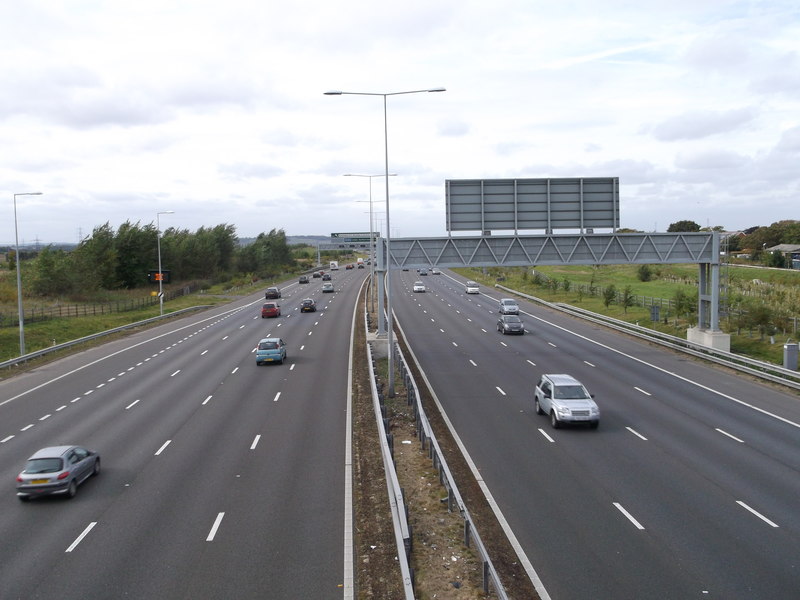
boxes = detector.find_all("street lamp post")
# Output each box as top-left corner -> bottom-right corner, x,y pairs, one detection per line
13,192 -> 43,356
156,211 -> 174,316
345,173 -> 396,316
326,87 -> 445,395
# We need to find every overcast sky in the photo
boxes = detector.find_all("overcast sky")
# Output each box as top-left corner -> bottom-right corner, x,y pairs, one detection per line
2,0 -> 798,246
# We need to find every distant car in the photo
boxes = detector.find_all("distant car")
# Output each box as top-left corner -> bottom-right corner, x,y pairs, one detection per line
16,445 -> 100,501
312,271 -> 322,278
300,298 -> 316,312
497,314 -> 524,334
534,374 -> 600,429
322,273 -> 331,281
413,281 -> 426,293
465,281 -> 479,294
322,282 -> 334,293
261,301 -> 281,318
357,263 -> 365,269
498,298 -> 519,314
265,287 -> 281,299
256,337 -> 287,365
431,268 -> 440,275
419,268 -> 428,276
345,264 -> 354,270
402,268 -> 409,271
299,275 -> 309,284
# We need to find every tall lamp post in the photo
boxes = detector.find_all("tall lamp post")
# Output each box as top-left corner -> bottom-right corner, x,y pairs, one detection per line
156,210 -> 174,316
326,87 -> 445,395
344,172 -> 396,315
13,192 -> 43,356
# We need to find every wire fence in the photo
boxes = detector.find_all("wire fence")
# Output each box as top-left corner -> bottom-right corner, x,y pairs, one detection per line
0,284 -> 203,328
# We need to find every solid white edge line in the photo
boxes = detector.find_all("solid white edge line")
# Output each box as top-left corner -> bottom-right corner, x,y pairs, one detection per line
613,502 -> 645,530
524,311 -> 800,430
393,314 -> 552,600
66,522 -> 97,552
206,512 -> 225,541
736,501 -> 779,527
0,302 -> 256,409
342,277 -> 366,600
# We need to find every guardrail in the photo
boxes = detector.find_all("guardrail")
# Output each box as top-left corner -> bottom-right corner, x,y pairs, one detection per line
0,306 -> 211,372
366,310 -> 509,598
495,284 -> 800,392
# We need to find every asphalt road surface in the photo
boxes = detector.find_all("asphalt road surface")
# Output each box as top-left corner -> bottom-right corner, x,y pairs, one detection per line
391,269 -> 800,600
1,269 -> 366,600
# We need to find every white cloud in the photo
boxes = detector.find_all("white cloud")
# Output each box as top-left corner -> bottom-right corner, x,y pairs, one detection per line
1,0 -> 799,245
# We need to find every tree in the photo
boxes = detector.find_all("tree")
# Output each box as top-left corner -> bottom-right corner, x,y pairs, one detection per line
620,285 -> 636,314
603,284 -> 617,308
667,220 -> 701,232
31,246 -> 75,296
73,223 -> 118,290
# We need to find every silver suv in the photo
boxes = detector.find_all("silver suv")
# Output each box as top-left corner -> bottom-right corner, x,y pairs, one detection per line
498,298 -> 519,315
534,374 -> 599,429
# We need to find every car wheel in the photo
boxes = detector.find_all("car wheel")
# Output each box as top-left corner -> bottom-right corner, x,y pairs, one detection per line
67,480 -> 78,498
535,398 -> 543,415
590,420 -> 599,429
93,458 -> 101,476
256,361 -> 261,366
550,411 -> 561,429
18,495 -> 30,502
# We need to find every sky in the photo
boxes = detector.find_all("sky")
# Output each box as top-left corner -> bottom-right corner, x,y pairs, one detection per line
1,0 -> 799,247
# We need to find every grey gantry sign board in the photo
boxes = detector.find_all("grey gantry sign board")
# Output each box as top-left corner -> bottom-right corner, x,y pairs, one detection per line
445,177 -> 620,233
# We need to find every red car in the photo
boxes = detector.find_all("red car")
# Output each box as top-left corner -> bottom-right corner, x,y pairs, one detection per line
261,302 -> 281,318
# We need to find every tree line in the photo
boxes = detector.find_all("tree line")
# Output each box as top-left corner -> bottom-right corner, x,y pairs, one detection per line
11,221 -> 294,298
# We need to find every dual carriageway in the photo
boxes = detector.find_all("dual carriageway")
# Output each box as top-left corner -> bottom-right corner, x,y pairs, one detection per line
1,266 -> 798,599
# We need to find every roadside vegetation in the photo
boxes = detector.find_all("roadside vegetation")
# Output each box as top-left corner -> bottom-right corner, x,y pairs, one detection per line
0,222 -> 355,362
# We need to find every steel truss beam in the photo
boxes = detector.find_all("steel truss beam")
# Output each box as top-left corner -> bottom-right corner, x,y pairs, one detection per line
376,232 -> 721,331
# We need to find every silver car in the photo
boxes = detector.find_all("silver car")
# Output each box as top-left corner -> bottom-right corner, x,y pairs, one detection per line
16,445 -> 100,501
498,298 -> 520,314
534,374 -> 600,429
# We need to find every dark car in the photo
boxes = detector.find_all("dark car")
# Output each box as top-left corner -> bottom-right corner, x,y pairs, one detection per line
265,287 -> 281,299
322,273 -> 332,281
261,301 -> 281,318
300,298 -> 316,312
299,275 -> 309,284
312,271 -> 322,278
16,445 -> 100,501
497,314 -> 524,334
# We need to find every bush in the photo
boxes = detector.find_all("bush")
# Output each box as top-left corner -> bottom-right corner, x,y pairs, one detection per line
637,264 -> 653,282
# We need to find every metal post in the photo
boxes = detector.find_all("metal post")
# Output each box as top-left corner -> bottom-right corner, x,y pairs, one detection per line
13,192 -> 43,356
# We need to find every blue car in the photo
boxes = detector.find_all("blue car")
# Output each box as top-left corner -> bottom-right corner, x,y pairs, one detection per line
256,337 -> 287,365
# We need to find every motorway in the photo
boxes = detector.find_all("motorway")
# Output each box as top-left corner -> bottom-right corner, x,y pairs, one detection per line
391,270 -> 800,600
0,268 -> 367,599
